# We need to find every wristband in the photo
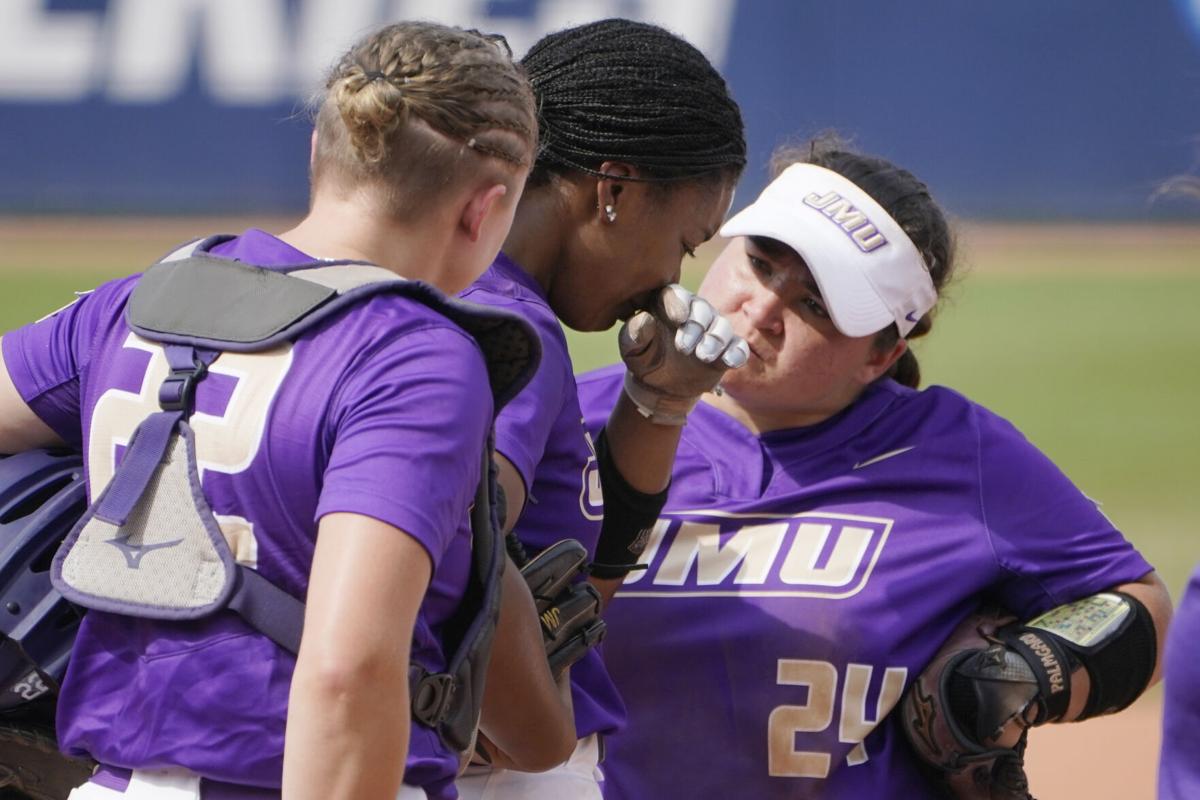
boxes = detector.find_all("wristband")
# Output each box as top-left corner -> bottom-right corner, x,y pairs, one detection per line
590,428 -> 669,578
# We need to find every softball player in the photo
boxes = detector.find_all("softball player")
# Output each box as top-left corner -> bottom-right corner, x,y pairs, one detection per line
1155,173 -> 1197,800
577,137 -> 1172,799
0,22 -> 564,800
456,19 -> 748,800
1160,563 -> 1199,799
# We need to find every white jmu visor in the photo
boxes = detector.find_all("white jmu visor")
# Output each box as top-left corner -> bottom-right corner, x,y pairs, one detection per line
720,163 -> 936,338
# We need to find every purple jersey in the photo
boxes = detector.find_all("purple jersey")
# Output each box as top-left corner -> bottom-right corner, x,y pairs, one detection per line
460,253 -> 623,739
1159,562 -> 1200,799
577,365 -> 1154,799
2,230 -> 493,798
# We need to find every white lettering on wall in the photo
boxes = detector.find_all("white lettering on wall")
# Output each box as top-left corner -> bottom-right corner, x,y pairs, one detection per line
108,0 -> 290,104
0,0 -> 101,100
0,0 -> 736,103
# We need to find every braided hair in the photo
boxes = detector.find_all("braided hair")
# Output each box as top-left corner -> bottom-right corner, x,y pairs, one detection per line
313,21 -> 536,218
771,134 -> 957,389
520,18 -> 746,186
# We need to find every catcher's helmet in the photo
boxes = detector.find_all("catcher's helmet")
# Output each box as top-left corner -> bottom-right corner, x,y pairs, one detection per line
0,449 -> 86,712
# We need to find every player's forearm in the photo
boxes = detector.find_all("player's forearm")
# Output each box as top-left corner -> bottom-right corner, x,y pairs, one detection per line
587,396 -> 682,606
1054,571 -> 1172,723
478,556 -> 577,771
285,515 -> 430,796
603,391 -> 683,494
283,653 -> 410,798
1117,571 -> 1172,686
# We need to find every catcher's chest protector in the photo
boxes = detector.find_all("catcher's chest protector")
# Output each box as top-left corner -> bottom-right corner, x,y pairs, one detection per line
50,237 -> 539,754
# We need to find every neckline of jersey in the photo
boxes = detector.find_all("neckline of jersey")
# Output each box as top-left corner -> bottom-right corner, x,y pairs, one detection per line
489,251 -> 552,302
206,228 -> 318,266
695,379 -> 905,463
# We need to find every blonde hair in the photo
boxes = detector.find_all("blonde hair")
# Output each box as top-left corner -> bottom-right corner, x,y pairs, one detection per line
313,22 -> 537,217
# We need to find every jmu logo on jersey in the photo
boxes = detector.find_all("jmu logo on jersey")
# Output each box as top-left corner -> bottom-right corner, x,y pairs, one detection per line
802,191 -> 888,253
579,424 -> 603,521
618,510 -> 892,598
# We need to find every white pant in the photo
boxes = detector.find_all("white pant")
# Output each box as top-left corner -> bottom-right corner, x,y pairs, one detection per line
455,735 -> 603,800
68,767 -> 430,800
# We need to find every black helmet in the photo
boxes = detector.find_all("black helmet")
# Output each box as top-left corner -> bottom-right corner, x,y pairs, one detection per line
0,449 -> 86,712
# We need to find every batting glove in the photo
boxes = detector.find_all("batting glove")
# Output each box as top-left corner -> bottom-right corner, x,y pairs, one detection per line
619,284 -> 749,426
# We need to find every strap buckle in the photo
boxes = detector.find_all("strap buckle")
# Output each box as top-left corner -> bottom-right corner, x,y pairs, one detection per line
158,360 -> 209,413
410,667 -> 457,728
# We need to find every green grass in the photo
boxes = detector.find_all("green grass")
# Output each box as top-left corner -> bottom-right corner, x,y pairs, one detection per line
1,225 -> 1196,598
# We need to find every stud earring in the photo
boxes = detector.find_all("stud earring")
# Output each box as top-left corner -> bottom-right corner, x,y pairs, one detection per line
604,204 -> 617,223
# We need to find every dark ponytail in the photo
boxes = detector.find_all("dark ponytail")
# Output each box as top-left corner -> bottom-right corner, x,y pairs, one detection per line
771,134 -> 956,388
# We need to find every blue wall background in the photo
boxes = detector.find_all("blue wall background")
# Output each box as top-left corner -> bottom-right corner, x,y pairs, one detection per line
2,0 -> 1199,218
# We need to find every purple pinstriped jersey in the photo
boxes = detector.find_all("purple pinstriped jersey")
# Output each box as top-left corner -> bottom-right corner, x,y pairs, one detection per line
1159,562 -> 1200,799
577,365 -> 1153,800
461,253 -> 624,740
2,230 -> 492,799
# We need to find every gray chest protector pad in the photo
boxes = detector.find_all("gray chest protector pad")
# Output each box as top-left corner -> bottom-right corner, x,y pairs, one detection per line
50,237 -> 541,755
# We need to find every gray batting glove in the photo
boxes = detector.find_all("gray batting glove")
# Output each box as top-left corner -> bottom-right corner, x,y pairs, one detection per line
619,284 -> 749,426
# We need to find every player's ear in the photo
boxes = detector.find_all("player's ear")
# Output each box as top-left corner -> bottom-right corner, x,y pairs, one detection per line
309,130 -> 319,170
857,337 -> 906,384
594,161 -> 636,224
460,182 -> 509,242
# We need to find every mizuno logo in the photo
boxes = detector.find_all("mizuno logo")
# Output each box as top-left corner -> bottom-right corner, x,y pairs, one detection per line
905,311 -> 919,323
106,537 -> 184,569
852,447 -> 915,470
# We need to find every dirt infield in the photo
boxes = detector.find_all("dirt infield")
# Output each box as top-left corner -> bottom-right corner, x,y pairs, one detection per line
0,215 -> 300,275
953,222 -> 1200,278
2,218 -> 1198,279
1025,690 -> 1161,799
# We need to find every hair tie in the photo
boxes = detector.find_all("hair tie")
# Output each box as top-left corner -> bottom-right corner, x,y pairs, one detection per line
363,70 -> 388,83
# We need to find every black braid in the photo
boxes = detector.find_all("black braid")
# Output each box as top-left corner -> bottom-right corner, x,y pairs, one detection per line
520,18 -> 746,185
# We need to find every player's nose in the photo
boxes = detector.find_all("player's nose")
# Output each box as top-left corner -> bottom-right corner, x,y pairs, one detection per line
741,289 -> 785,337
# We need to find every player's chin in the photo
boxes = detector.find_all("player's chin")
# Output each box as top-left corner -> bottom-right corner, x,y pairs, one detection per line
583,303 -> 629,332
557,301 -> 614,332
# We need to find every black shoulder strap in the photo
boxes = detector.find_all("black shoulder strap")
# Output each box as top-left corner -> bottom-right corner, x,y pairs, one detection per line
128,256 -> 335,344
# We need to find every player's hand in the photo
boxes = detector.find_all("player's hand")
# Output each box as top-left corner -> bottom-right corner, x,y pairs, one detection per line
619,284 -> 749,426
520,540 -> 606,679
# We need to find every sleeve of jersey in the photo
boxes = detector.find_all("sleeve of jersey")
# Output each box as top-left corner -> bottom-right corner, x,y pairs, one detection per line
1,280 -> 133,448
490,315 -> 569,493
975,405 -> 1154,618
574,364 -> 627,439
316,324 -> 494,570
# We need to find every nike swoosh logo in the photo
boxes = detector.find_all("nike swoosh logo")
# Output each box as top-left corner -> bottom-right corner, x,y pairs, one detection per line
106,537 -> 185,570
852,446 -> 915,470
